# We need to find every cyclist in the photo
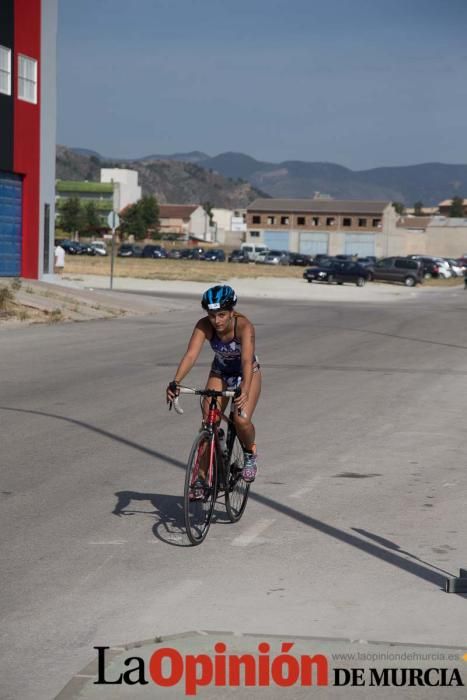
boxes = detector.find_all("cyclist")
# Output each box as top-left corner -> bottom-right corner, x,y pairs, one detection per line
166,284 -> 261,488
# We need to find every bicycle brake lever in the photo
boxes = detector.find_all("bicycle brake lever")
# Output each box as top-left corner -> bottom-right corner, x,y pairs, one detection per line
173,396 -> 184,415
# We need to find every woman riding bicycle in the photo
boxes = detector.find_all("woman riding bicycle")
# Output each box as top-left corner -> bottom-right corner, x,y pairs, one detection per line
166,284 -> 261,483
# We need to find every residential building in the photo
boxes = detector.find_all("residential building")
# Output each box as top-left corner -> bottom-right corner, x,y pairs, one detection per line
159,204 -> 212,241
100,168 -> 142,211
438,199 -> 467,217
246,198 -> 397,257
0,0 -> 58,278
211,208 -> 246,245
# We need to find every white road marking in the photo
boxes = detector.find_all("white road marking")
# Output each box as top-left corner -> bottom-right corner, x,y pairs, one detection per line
231,518 -> 275,546
290,476 -> 321,499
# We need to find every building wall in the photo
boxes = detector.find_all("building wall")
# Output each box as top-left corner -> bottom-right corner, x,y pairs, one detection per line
100,168 -> 142,211
190,206 -> 211,240
14,0 -> 41,278
0,0 -> 57,279
40,0 -> 58,275
246,203 -> 393,257
426,224 -> 467,257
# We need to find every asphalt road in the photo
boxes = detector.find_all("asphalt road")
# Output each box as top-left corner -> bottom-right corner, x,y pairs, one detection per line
1,289 -> 467,699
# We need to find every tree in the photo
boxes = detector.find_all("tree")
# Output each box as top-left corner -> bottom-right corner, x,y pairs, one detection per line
139,195 -> 160,237
119,203 -> 146,240
393,202 -> 405,215
59,197 -> 85,235
203,201 -> 214,225
413,201 -> 424,216
82,201 -> 101,233
449,196 -> 465,218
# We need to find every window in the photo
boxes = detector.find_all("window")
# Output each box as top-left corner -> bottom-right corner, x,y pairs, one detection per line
326,217 -> 335,226
252,215 -> 261,224
358,218 -> 367,227
343,217 -> 352,226
267,216 -> 275,225
250,230 -> 260,238
312,216 -> 320,226
18,54 -> 37,103
280,216 -> 289,225
297,217 -> 305,225
372,218 -> 382,227
0,46 -> 11,95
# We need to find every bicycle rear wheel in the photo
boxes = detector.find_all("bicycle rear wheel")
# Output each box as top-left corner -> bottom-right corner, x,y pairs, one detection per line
225,430 -> 250,522
184,431 -> 217,545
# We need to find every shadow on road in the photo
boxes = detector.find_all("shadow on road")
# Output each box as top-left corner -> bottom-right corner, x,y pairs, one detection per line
0,405 -> 456,589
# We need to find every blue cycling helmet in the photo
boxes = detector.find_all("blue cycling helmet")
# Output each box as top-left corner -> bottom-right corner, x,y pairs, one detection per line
201,285 -> 237,311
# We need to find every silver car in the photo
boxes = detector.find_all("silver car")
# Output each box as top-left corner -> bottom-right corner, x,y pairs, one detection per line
263,250 -> 290,265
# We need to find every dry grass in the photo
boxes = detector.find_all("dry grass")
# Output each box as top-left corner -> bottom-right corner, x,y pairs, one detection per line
422,277 -> 464,287
63,256 -> 306,282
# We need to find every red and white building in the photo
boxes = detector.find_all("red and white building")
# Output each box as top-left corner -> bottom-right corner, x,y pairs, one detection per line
0,0 -> 58,278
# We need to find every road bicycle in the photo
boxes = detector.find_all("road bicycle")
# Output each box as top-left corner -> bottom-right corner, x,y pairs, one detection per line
171,386 -> 250,545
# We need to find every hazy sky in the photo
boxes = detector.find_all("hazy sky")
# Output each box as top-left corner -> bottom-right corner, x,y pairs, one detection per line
57,0 -> 467,170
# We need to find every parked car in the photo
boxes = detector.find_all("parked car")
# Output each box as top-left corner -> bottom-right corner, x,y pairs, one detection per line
166,248 -> 184,259
228,249 -> 250,263
240,243 -> 270,262
263,250 -> 290,265
59,240 -> 82,255
90,241 -> 108,256
303,260 -> 370,286
313,254 -> 333,265
288,252 -> 312,266
117,244 -> 143,257
201,248 -> 226,262
255,250 -> 269,264
142,244 -> 167,258
357,256 -> 377,266
408,256 -> 443,279
302,258 -> 339,283
77,242 -> 97,256
184,247 -> 205,260
368,257 -> 423,286
444,258 -> 463,277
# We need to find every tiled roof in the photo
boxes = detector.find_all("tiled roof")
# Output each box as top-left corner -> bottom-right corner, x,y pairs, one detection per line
247,198 -> 390,214
397,216 -> 430,229
159,204 -> 199,219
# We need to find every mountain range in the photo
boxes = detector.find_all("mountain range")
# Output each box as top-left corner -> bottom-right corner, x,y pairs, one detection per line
63,147 -> 467,206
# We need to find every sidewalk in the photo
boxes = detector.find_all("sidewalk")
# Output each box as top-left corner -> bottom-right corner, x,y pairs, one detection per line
48,273 -> 433,304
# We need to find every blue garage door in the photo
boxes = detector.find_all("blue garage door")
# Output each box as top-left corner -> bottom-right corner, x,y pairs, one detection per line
263,231 -> 290,250
344,234 -> 375,257
0,172 -> 22,276
299,232 -> 329,255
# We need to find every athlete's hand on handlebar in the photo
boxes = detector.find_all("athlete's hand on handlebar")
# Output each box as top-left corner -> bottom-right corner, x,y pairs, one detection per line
166,381 -> 179,408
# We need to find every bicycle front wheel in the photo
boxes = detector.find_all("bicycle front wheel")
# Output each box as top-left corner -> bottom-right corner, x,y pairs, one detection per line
184,431 -> 217,545
225,432 -> 250,522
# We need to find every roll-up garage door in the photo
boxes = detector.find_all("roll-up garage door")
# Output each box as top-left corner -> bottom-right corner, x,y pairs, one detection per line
0,172 -> 22,276
299,232 -> 328,255
263,231 -> 290,250
344,234 -> 375,257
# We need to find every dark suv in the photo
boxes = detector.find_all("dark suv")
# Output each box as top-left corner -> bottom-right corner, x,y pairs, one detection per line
368,257 -> 423,286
